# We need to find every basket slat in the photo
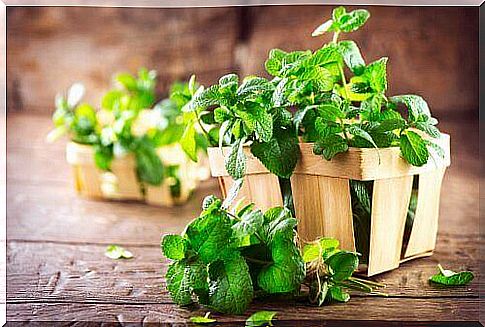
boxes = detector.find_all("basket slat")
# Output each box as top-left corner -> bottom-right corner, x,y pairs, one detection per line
291,174 -> 355,251
368,175 -> 413,276
404,168 -> 446,258
74,165 -> 103,198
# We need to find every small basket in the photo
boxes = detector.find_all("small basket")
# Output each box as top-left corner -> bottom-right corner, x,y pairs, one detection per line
207,134 -> 450,276
66,142 -> 200,206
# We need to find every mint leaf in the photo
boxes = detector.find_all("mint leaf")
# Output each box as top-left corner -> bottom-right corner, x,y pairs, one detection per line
245,311 -> 278,327
232,209 -> 264,237
400,130 -> 429,166
326,251 -> 359,281
375,118 -> 406,133
222,178 -> 244,209
315,103 -> 345,121
338,40 -> 365,75
302,237 -> 340,263
219,74 -> 239,95
190,312 -> 216,324
162,235 -> 186,260
415,121 -> 440,138
135,140 -> 164,185
429,265 -> 474,286
329,285 -> 350,302
390,95 -> 431,121
338,9 -> 370,33
250,127 -> 300,178
180,121 -> 198,162
314,134 -> 349,160
185,211 -> 234,263
237,77 -> 273,99
362,57 -> 388,93
105,245 -> 133,260
236,103 -> 273,142
265,49 -> 287,76
348,125 -> 378,149
208,255 -> 254,314
225,139 -> 247,180
166,261 -> 193,306
184,85 -> 220,112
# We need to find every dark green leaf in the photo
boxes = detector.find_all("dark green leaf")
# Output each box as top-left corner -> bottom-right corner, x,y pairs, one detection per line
232,209 -> 264,237
327,251 -> 359,281
250,127 -> 300,178
225,139 -> 247,180
375,118 -> 406,133
315,134 -> 349,160
135,141 -> 164,185
329,285 -> 350,302
429,265 -> 474,286
166,261 -> 193,306
348,125 -> 378,149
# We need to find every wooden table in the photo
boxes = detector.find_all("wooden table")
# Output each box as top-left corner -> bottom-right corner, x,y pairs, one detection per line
6,113 -> 481,325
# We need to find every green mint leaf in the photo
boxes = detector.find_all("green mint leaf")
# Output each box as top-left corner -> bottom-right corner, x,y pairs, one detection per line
115,72 -> 138,91
202,195 -> 222,211
190,312 -> 216,324
236,77 -> 273,99
326,251 -> 359,281
265,49 -> 287,76
245,311 -> 278,327
214,106 -> 233,124
309,279 -> 328,306
185,211 -> 234,264
166,261 -> 193,306
236,103 -> 273,142
272,77 -> 289,107
400,130 -> 429,166
222,178 -> 244,209
180,121 -> 198,162
314,134 -> 349,160
294,106 -> 314,133
208,255 -> 254,314
375,118 -> 406,133
425,140 -> 446,160
315,118 -> 342,138
302,237 -> 340,263
311,19 -> 336,36
94,144 -> 113,170
188,75 -> 197,96
262,207 -> 297,241
390,95 -> 431,121
338,40 -> 365,75
429,265 -> 474,286
161,235 -> 186,260
362,57 -> 388,93
184,85 -> 220,112
414,122 -> 440,138
338,9 -> 370,33
250,127 -> 300,179
315,103 -> 345,121
225,139 -> 247,180
329,285 -> 350,302
332,6 -> 347,21
135,141 -> 164,185
232,209 -> 264,237
105,245 -> 133,260
219,73 -> 239,95
348,125 -> 378,149
307,45 -> 341,68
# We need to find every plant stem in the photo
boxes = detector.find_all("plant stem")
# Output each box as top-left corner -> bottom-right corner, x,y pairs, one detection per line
195,112 -> 215,146
349,276 -> 385,288
332,31 -> 340,44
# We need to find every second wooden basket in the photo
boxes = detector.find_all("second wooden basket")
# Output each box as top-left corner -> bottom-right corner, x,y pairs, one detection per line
207,134 -> 450,276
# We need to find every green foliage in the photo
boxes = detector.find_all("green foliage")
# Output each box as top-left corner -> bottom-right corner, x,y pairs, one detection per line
190,312 -> 217,324
245,311 -> 278,327
429,264 -> 474,286
104,245 -> 133,260
161,197 -> 304,314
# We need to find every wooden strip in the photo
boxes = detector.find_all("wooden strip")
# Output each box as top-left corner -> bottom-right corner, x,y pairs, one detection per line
368,175 -> 413,276
245,173 -> 283,211
75,165 -> 103,198
294,135 -> 450,180
291,174 -> 355,251
6,241 -> 480,305
404,168 -> 447,258
7,298 -> 480,322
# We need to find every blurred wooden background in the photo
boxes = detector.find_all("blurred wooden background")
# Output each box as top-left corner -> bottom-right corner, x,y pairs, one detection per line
7,6 -> 478,118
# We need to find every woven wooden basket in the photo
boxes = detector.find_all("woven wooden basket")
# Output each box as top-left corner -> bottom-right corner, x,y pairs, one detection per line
66,142 -> 200,206
207,134 -> 450,276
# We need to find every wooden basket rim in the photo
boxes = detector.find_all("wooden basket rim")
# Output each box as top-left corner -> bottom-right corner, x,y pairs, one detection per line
207,134 -> 450,180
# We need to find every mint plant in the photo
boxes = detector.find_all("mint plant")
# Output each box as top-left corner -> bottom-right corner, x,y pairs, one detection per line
161,195 -> 383,314
181,74 -> 300,179
265,6 -> 444,167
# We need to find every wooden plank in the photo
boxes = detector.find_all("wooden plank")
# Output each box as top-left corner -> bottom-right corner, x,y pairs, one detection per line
6,239 -> 480,305
291,174 -> 354,251
368,176 -> 413,276
7,298 -> 480,322
294,135 -> 450,181
404,168 -> 446,258
245,173 -> 283,211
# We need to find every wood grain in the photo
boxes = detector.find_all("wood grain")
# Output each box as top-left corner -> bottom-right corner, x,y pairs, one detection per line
368,176 -> 413,276
291,174 -> 355,251
404,168 -> 446,258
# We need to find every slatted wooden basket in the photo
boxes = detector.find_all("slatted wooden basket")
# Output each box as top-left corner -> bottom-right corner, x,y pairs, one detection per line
66,142 -> 200,206
207,134 -> 450,276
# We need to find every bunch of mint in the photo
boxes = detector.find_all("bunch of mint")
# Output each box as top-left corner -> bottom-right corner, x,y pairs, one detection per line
161,195 -> 305,314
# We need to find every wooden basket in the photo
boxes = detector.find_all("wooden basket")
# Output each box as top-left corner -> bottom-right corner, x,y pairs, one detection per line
66,142 -> 199,206
207,134 -> 450,276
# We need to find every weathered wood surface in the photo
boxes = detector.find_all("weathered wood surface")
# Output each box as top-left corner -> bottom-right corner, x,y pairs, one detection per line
6,114 -> 481,323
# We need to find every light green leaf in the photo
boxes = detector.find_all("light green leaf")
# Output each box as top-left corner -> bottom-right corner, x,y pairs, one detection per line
225,139 -> 247,180
363,57 -> 388,93
180,121 -> 198,162
236,103 -> 273,142
390,95 -> 431,121
302,237 -> 340,263
311,19 -> 335,36
415,122 -> 440,138
161,234 -> 186,260
222,178 -> 244,209
245,311 -> 278,327
338,40 -> 365,75
219,73 -> 239,95
316,103 -> 345,121
190,312 -> 217,324
237,77 -> 273,98
338,9 -> 370,33
105,245 -> 133,260
265,49 -> 287,76
314,134 -> 349,160
400,130 -> 429,166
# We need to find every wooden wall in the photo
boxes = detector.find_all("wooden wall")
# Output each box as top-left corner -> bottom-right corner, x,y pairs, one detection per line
7,6 -> 478,118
